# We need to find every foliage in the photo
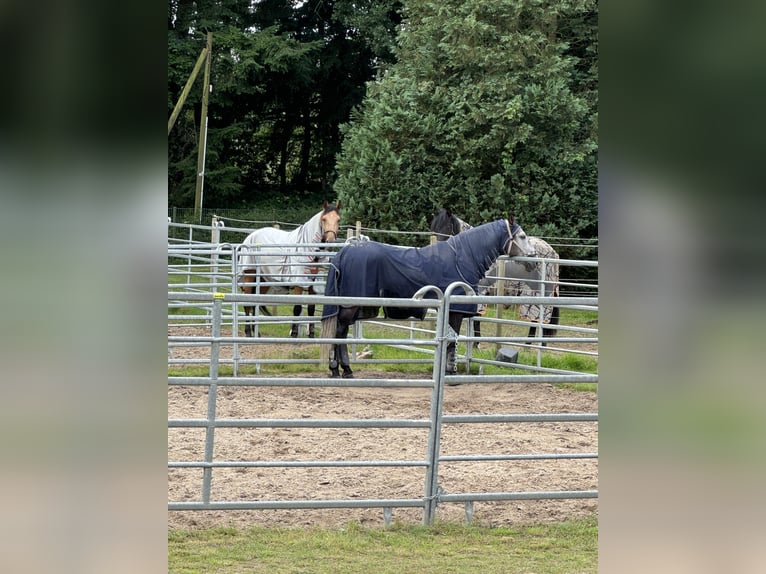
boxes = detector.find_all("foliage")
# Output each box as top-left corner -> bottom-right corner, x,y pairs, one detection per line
168,517 -> 598,573
333,0 -> 597,253
168,0 -> 402,207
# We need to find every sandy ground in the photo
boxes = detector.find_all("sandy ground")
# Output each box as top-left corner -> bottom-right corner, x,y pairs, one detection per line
168,328 -> 598,530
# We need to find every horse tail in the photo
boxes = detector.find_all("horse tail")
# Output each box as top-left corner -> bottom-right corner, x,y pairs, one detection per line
320,314 -> 336,363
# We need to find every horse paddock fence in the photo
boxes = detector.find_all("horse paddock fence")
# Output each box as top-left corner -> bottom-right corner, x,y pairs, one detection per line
169,288 -> 598,525
169,219 -> 598,526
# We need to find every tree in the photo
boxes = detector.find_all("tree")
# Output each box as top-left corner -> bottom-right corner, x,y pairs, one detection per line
333,0 -> 597,250
168,0 -> 402,206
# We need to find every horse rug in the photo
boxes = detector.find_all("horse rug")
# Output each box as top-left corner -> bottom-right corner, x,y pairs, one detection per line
322,220 -> 514,321
506,236 -> 559,323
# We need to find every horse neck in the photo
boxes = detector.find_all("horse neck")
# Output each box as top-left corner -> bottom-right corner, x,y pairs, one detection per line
289,211 -> 323,244
457,217 -> 472,233
450,220 -> 507,278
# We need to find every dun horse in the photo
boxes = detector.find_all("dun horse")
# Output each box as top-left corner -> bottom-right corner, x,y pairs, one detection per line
238,201 -> 341,337
320,215 -> 535,378
430,208 -> 560,343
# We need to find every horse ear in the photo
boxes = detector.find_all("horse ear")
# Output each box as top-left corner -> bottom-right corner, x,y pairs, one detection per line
507,213 -> 515,226
323,200 -> 329,209
336,200 -> 342,210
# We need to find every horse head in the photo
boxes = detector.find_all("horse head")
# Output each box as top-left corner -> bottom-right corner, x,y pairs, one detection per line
430,207 -> 462,241
320,201 -> 342,243
505,215 -> 536,258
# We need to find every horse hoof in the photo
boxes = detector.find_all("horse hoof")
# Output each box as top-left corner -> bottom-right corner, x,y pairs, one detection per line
330,369 -> 340,378
308,332 -> 315,338
341,370 -> 354,379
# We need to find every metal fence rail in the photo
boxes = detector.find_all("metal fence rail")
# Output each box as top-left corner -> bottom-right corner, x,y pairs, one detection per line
168,222 -> 598,525
168,284 -> 598,525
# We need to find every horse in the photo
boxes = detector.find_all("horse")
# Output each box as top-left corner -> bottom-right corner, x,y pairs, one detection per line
320,215 -> 536,378
429,208 -> 560,343
429,208 -> 483,339
238,201 -> 341,337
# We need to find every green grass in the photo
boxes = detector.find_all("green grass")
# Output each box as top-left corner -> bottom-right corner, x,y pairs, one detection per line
168,303 -> 597,388
168,517 -> 597,574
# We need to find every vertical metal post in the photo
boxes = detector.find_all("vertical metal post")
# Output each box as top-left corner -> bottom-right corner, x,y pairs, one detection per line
535,259 -> 548,368
231,246 -> 240,377
495,259 -> 506,355
211,217 -> 220,296
202,293 -> 223,504
423,298 -> 448,525
254,245 -> 262,374
186,226 -> 193,288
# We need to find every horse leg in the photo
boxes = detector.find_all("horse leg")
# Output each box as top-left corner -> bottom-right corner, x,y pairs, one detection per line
244,304 -> 253,337
290,286 -> 304,338
547,306 -> 560,338
528,306 -> 559,346
240,273 -> 255,337
329,307 -> 356,378
445,312 -> 464,377
307,303 -> 316,338
290,303 -> 302,338
472,313 -> 482,349
290,298 -> 316,338
541,306 -> 560,343
527,324 -> 541,345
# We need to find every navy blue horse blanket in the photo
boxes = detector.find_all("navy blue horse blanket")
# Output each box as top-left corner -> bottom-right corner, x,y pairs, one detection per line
322,219 -> 515,320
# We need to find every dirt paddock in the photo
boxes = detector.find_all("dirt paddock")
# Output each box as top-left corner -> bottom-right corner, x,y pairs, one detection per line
168,359 -> 598,529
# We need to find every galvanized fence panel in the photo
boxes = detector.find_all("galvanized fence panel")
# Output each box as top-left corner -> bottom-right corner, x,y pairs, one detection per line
168,226 -> 598,525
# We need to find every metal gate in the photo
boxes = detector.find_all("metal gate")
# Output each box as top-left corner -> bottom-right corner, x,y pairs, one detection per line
168,278 -> 598,525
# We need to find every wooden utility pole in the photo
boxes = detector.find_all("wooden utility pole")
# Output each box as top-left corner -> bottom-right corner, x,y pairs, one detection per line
167,43 -> 209,135
194,32 -> 213,222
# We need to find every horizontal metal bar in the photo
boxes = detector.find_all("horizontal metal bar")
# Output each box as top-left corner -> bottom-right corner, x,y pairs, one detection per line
469,356 -> 598,372
168,459 -> 429,468
505,256 -> 598,267
459,336 -> 598,343
169,418 -> 432,428
168,336 -> 438,346
441,413 -> 597,423
438,490 -> 598,502
167,376 -> 434,388
168,291 -> 598,308
439,453 -> 598,462
443,374 -> 598,384
169,498 -> 426,511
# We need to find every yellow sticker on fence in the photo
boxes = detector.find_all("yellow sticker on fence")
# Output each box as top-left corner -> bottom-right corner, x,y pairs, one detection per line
213,292 -> 225,300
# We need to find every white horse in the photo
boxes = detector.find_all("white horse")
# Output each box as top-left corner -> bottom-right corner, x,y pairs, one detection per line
238,201 -> 341,337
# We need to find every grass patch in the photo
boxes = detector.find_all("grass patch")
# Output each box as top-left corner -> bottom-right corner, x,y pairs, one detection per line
168,304 -> 597,388
168,517 -> 597,574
